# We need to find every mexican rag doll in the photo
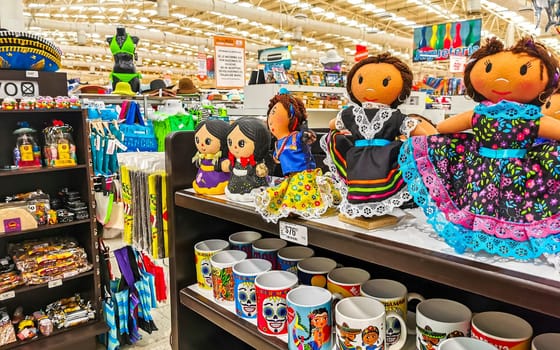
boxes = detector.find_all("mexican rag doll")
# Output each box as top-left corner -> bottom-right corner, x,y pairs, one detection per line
254,88 -> 338,223
224,117 -> 271,202
321,53 -> 436,218
398,37 -> 560,261
192,119 -> 231,195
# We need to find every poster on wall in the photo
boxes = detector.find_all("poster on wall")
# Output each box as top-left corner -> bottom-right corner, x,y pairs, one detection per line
213,36 -> 245,89
413,18 -> 481,62
197,52 -> 207,78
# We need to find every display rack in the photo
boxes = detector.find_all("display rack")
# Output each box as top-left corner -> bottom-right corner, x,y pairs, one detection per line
165,131 -> 560,350
0,109 -> 105,349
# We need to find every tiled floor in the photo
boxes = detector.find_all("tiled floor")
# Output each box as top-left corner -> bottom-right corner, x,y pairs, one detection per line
96,237 -> 172,350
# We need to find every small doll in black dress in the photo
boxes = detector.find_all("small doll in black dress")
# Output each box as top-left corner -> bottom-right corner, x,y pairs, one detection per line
223,117 -> 271,202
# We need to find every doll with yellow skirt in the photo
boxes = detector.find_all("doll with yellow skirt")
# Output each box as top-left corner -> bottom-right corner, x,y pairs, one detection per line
398,37 -> 560,262
192,119 -> 231,195
254,88 -> 338,223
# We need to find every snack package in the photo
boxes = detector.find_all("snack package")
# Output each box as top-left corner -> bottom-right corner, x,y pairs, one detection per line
42,120 -> 77,167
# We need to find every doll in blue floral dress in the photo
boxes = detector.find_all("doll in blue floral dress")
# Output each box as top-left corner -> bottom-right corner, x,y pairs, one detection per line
398,37 -> 560,260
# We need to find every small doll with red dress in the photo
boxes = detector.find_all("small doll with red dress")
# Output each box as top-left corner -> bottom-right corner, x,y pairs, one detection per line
398,36 -> 560,262
192,119 -> 231,195
223,117 -> 271,202
254,88 -> 338,223
321,53 -> 436,219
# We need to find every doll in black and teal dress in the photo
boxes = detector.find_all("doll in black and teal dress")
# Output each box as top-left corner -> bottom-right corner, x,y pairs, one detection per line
223,117 -> 271,202
398,37 -> 560,261
321,53 -> 436,218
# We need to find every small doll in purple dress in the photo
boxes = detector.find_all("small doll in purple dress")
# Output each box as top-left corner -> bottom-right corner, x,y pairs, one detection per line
192,119 -> 231,195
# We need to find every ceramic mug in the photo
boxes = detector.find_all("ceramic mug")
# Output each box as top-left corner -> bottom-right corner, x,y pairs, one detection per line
287,286 -> 333,350
229,230 -> 262,258
252,238 -> 287,270
327,267 -> 370,299
277,246 -> 315,274
255,270 -> 298,335
210,250 -> 247,303
416,298 -> 472,350
361,279 -> 425,346
335,296 -> 407,350
297,257 -> 337,288
531,333 -> 560,350
439,337 -> 499,350
471,311 -> 533,350
232,258 -> 272,319
194,239 -> 229,290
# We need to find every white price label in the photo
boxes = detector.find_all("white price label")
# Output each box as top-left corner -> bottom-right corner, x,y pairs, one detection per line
279,221 -> 308,246
48,279 -> 63,288
0,291 -> 14,300
26,71 -> 39,78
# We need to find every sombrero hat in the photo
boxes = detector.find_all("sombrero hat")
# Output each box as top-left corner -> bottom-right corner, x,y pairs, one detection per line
113,82 -> 136,96
0,30 -> 61,71
176,77 -> 199,94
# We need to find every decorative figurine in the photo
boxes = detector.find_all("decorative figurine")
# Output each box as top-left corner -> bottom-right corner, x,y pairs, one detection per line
321,53 -> 436,222
254,88 -> 338,223
398,37 -> 560,261
223,117 -> 271,202
192,119 -> 231,195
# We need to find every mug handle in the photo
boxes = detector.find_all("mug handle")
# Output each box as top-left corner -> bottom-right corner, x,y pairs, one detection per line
406,292 -> 424,335
386,310 -> 407,350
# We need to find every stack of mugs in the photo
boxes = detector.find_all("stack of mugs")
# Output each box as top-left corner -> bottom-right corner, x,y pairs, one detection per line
194,231 -> 559,350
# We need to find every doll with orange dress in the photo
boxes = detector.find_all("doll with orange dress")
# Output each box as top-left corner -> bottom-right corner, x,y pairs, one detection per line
398,37 -> 560,261
254,88 -> 338,223
192,119 -> 230,195
321,53 -> 436,218
223,117 -> 271,202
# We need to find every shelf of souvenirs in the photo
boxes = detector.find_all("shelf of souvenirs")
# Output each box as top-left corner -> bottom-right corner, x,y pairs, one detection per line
0,165 -> 88,178
180,284 -> 417,350
0,218 -> 91,239
175,189 -> 560,319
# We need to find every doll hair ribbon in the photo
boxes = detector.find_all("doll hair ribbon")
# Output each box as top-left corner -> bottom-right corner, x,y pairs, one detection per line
279,87 -> 298,131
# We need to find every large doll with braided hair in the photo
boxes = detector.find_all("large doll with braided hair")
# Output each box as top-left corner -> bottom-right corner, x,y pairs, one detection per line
254,88 -> 338,223
398,36 -> 560,261
321,53 -> 436,219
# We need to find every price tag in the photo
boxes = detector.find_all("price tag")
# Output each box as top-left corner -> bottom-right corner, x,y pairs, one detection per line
48,279 -> 63,288
26,71 -> 39,78
0,291 -> 15,300
279,221 -> 308,246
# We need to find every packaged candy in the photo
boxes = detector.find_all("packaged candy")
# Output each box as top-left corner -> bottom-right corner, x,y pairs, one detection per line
68,96 -> 81,109
1,98 -> 17,111
42,120 -> 77,167
19,97 -> 36,110
36,96 -> 54,109
0,308 -> 16,346
13,122 -> 42,168
26,189 -> 50,225
55,96 -> 70,109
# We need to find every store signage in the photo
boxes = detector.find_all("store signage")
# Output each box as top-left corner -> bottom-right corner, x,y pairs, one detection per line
214,35 -> 245,89
197,52 -> 207,78
279,221 -> 308,246
258,46 -> 292,70
413,18 -> 481,62
0,80 -> 39,99
449,55 -> 468,73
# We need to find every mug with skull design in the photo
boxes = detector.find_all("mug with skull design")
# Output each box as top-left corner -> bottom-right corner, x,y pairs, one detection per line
232,258 -> 272,319
255,270 -> 298,335
194,239 -> 229,290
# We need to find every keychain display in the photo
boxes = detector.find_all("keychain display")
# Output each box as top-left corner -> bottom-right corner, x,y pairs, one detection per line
13,122 -> 41,168
42,120 -> 77,167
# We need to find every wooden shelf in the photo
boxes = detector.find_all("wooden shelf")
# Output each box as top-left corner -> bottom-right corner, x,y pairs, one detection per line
0,165 -> 88,177
180,285 -> 286,350
0,219 -> 91,239
0,319 -> 106,350
0,270 -> 94,300
175,190 -> 560,319
0,109 -> 82,115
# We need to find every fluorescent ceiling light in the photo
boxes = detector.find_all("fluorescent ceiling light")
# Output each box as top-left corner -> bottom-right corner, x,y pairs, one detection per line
223,0 -> 239,3
323,11 -> 336,19
173,13 -> 187,19
134,25 -> 147,30
347,0 -> 364,4
311,7 -> 325,13
282,0 -> 300,4
237,2 -> 253,7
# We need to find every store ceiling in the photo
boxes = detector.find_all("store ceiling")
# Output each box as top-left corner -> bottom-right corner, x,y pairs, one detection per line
20,0 -> 559,81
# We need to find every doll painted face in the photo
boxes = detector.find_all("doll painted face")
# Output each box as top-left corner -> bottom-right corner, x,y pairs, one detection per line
195,124 -> 221,155
542,92 -> 560,119
469,51 -> 549,104
227,125 -> 255,159
351,62 -> 404,106
267,102 -> 291,139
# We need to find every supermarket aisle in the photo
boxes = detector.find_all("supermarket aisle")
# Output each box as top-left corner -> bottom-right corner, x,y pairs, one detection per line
96,237 -> 171,350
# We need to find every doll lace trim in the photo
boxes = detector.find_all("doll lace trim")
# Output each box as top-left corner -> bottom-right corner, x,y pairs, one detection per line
253,171 -> 337,224
400,117 -> 419,137
474,100 -> 542,120
398,137 -> 560,260
335,103 -> 396,139
319,134 -> 411,217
